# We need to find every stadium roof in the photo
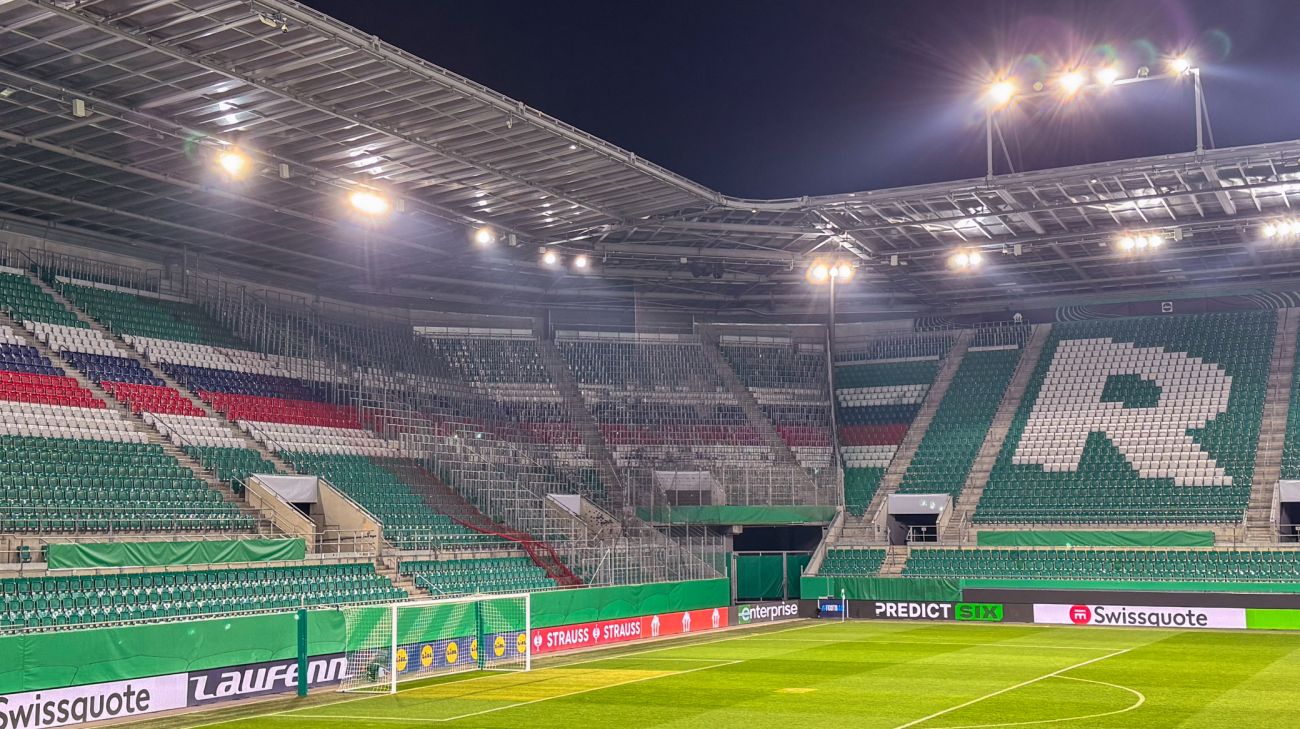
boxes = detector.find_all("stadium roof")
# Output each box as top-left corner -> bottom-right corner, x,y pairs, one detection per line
2,0 -> 1300,318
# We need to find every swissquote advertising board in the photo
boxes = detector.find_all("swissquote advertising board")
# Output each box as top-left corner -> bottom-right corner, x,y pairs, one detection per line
1033,603 -> 1247,629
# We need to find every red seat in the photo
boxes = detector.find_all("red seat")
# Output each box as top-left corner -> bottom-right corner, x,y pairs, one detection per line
199,391 -> 362,428
0,373 -> 102,408
103,382 -> 205,417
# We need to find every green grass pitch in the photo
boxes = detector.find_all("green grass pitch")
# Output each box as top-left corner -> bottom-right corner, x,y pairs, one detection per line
132,620 -> 1300,729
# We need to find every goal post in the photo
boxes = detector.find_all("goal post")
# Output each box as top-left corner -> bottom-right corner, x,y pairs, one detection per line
339,592 -> 531,694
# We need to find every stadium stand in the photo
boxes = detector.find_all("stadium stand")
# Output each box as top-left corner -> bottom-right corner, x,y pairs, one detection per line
898,348 -> 1021,499
835,358 -> 939,514
902,547 -> 1300,582
399,556 -> 557,596
818,548 -> 887,575
976,311 -> 1274,523
283,452 -> 507,550
556,331 -> 771,469
55,282 -> 243,347
719,336 -> 833,470
0,561 -> 404,629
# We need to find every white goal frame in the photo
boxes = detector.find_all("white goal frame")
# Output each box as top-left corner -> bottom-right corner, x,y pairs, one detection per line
346,592 -> 532,695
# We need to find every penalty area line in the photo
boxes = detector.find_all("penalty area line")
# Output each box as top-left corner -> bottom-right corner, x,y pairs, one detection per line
890,647 -> 1133,729
173,621 -> 819,729
284,659 -> 745,723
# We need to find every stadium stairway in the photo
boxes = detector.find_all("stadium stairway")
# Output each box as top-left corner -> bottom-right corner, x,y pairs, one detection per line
861,329 -> 974,524
16,317 -> 276,535
533,333 -> 626,511
31,275 -> 301,501
697,325 -> 809,471
1247,308 -> 1300,542
373,459 -> 582,587
942,324 -> 1051,540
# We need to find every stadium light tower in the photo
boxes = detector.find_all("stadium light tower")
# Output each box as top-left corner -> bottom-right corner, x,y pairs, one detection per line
807,259 -> 854,476
983,53 -> 1207,178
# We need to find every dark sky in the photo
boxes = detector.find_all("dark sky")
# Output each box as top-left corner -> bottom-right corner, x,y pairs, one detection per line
303,0 -> 1300,199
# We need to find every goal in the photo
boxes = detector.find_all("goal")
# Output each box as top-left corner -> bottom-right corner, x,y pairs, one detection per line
339,592 -> 531,693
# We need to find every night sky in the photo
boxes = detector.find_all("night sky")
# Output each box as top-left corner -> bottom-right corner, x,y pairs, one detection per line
302,0 -> 1300,199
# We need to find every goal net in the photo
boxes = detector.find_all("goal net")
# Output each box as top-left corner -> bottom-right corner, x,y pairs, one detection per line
339,592 -> 531,693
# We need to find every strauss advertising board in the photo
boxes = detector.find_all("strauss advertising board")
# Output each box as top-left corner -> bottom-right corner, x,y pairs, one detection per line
530,607 -> 728,654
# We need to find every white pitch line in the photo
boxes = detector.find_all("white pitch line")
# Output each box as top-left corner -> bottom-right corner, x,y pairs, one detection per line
935,675 -> 1147,729
288,659 -> 744,723
890,648 -> 1133,729
172,620 -> 823,729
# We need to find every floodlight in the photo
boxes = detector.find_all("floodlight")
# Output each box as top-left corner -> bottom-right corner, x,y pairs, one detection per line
1263,223 -> 1278,238
216,148 -> 250,178
807,263 -> 830,283
474,226 -> 497,246
1170,56 -> 1193,75
951,252 -> 970,269
988,81 -> 1016,106
830,263 -> 854,282
1096,66 -> 1121,86
1058,71 -> 1085,96
573,254 -> 590,269
542,250 -> 559,266
349,190 -> 390,215
968,251 -> 983,266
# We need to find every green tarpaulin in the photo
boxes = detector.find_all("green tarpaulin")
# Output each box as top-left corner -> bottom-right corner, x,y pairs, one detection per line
976,530 -> 1215,547
801,576 -> 963,602
46,538 -> 307,569
0,578 -> 730,695
637,505 -> 837,525
530,578 -> 729,628
736,555 -> 785,600
0,610 -> 344,695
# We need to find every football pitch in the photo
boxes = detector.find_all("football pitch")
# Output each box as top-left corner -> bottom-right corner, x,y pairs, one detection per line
132,619 -> 1300,729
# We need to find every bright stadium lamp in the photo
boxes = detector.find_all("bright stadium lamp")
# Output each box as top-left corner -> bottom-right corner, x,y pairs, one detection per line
806,263 -> 830,283
473,226 -> 497,246
1058,70 -> 1085,96
542,250 -> 559,266
988,80 -> 1016,106
349,189 -> 390,215
1096,66 -> 1122,87
573,254 -> 590,269
830,263 -> 854,282
1170,56 -> 1193,75
215,148 -> 250,178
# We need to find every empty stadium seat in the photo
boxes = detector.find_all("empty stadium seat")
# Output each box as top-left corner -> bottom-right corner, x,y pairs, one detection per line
399,556 -> 557,596
902,547 -> 1300,583
976,311 -> 1272,524
0,562 -> 404,629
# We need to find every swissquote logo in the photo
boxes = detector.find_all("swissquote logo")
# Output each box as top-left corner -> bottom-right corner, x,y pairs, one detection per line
1013,338 -> 1233,484
1035,603 -> 1246,630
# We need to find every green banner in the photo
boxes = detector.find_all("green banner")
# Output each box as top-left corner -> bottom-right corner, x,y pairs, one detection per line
976,530 -> 1215,548
736,555 -> 785,600
637,506 -> 837,525
530,578 -> 729,628
1,578 -> 727,696
1246,609 -> 1300,631
800,576 -> 963,602
46,538 -> 307,570
0,610 -> 344,695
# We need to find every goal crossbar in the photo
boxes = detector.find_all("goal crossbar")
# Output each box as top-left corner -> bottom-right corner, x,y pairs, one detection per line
341,592 -> 532,694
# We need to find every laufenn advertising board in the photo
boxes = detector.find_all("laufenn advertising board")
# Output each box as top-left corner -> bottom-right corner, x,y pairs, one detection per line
1034,603 -> 1246,629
